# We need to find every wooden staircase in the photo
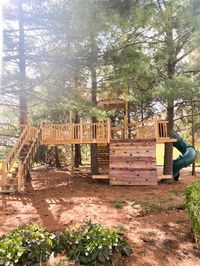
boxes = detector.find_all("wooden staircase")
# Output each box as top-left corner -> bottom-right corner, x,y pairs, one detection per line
0,124 -> 41,193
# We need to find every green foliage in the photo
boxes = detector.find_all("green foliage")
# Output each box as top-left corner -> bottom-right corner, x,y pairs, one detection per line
0,224 -> 56,265
55,220 -> 132,265
185,180 -> 200,238
111,200 -> 126,209
184,180 -> 200,242
0,221 -> 132,266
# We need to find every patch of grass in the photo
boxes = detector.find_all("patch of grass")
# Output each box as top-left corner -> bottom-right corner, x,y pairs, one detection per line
156,144 -> 181,165
131,196 -> 185,216
132,200 -> 161,216
111,200 -> 126,209
114,225 -> 128,234
170,189 -> 182,196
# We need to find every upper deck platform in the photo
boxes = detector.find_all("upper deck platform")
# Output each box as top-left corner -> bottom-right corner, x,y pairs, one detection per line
37,119 -> 176,145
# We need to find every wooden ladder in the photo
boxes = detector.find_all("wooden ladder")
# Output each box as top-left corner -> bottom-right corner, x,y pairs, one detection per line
0,124 -> 41,193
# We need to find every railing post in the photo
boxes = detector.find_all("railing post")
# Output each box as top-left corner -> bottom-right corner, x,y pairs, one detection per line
27,122 -> 31,142
154,120 -> 159,141
17,160 -> 24,192
107,118 -> 111,143
1,168 -> 6,187
38,120 -> 43,144
165,121 -> 169,138
80,118 -> 83,144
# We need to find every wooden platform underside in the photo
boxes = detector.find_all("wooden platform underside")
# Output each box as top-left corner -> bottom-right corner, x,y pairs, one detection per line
92,175 -> 109,179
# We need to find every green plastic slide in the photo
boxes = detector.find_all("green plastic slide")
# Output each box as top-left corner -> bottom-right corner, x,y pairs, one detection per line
172,132 -> 197,181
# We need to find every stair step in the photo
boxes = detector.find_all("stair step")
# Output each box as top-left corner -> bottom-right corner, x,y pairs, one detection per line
0,190 -> 16,194
6,179 -> 17,185
7,176 -> 17,181
0,185 -> 17,192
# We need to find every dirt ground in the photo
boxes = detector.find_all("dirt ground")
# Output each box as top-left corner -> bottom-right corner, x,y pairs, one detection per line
0,166 -> 200,266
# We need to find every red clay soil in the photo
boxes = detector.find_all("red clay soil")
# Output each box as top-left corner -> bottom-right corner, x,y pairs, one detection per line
0,166 -> 200,266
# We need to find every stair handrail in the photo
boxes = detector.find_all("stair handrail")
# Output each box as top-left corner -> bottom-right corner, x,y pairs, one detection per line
17,123 -> 42,191
1,124 -> 29,184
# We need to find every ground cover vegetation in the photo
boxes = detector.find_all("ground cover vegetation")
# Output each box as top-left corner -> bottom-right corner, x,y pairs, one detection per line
0,221 -> 132,266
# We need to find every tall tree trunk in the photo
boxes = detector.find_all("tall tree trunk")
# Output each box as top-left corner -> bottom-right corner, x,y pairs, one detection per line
18,0 -> 27,125
73,73 -> 82,168
163,50 -> 175,175
90,21 -> 99,175
191,99 -> 195,175
141,102 -> 144,121
18,0 -> 29,179
163,100 -> 174,175
74,111 -> 82,167
54,146 -> 61,168
90,65 -> 99,175
163,27 -> 175,176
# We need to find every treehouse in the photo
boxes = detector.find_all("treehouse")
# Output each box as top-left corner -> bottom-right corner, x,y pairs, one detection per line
0,85 -> 179,193
0,118 -> 176,193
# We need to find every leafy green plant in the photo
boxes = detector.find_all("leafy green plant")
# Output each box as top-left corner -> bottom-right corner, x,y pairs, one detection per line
0,224 -> 56,265
55,220 -> 132,266
0,221 -> 132,266
111,200 -> 126,209
184,180 -> 200,242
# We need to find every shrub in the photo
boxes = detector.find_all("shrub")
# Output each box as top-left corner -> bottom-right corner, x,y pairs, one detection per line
55,220 -> 132,265
184,180 -> 200,242
0,221 -> 132,266
0,224 -> 56,265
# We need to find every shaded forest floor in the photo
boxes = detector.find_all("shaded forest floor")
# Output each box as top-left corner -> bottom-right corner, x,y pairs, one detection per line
0,166 -> 200,266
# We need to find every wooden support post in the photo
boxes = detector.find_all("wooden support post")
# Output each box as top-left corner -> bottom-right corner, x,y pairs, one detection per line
124,102 -> 128,139
124,83 -> 129,139
71,144 -> 74,176
27,122 -> 31,142
154,120 -> 159,141
80,118 -> 83,144
17,160 -> 24,192
38,120 -> 43,144
107,118 -> 111,143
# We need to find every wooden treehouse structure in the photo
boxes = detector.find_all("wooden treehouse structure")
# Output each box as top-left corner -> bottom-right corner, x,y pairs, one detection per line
0,118 -> 176,193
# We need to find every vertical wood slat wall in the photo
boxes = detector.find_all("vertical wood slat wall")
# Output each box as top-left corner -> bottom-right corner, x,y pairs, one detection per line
109,139 -> 157,185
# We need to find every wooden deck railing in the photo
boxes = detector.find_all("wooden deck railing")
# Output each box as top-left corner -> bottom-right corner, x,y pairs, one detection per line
111,120 -> 170,142
41,120 -> 111,145
41,119 -> 170,144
